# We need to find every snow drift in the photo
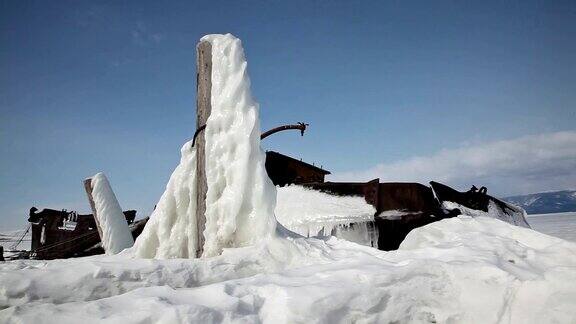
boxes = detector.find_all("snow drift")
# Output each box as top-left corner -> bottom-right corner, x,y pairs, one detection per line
90,173 -> 133,254
1,216 -> 575,323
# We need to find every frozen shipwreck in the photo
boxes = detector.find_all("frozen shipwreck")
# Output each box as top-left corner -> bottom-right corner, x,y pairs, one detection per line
15,148 -> 526,260
265,151 -> 528,250
7,34 -> 528,260
24,207 -> 147,260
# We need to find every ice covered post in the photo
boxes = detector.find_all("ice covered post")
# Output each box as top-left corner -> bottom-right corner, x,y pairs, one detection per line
132,34 -> 277,259
83,173 -> 134,254
199,34 -> 277,257
194,40 -> 212,258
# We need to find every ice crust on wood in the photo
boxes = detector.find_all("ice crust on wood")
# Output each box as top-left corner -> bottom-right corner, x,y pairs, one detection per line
133,34 -> 277,258
90,173 -> 134,254
200,34 -> 277,257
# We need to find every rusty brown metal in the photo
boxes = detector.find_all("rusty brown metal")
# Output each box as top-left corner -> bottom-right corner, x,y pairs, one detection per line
193,122 -> 308,148
265,151 -> 330,187
28,208 -> 137,260
260,122 -> 308,140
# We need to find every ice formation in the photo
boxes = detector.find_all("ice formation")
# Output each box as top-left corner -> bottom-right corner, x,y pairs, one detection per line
275,185 -> 377,246
90,173 -> 134,254
200,34 -> 277,257
133,34 -> 276,258
132,142 -> 198,258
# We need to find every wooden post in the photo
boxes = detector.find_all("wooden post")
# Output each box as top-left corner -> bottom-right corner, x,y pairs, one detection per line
83,178 -> 104,240
195,41 -> 212,258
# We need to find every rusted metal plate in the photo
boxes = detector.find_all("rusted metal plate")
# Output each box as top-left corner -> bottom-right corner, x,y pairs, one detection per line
265,151 -> 330,187
28,207 -> 137,260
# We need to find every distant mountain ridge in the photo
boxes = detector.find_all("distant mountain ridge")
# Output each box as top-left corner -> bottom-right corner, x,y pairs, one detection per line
504,190 -> 576,215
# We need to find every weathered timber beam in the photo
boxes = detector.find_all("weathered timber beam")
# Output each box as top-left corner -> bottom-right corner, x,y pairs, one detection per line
83,178 -> 104,241
195,40 -> 212,258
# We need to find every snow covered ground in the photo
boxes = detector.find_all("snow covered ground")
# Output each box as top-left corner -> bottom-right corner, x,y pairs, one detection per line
1,215 -> 575,323
528,212 -> 576,242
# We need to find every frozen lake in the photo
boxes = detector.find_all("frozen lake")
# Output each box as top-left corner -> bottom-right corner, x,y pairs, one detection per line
527,212 -> 576,242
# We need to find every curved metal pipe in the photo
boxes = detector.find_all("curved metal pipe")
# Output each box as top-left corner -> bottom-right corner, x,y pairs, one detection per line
260,122 -> 309,140
192,122 -> 309,147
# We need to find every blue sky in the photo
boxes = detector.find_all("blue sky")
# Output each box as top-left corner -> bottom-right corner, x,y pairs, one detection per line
1,0 -> 575,229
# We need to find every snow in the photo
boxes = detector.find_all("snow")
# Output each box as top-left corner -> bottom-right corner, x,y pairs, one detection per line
442,199 -> 531,228
528,212 -> 576,242
377,209 -> 416,220
90,173 -> 134,254
275,185 -> 375,227
1,215 -> 575,323
132,141 -> 198,258
275,185 -> 377,246
200,34 -> 277,257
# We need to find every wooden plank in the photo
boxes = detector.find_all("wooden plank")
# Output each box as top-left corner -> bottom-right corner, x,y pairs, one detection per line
195,41 -> 212,258
83,178 -> 104,241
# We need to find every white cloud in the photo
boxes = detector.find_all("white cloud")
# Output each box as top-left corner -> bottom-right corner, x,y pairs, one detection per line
330,131 -> 576,197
